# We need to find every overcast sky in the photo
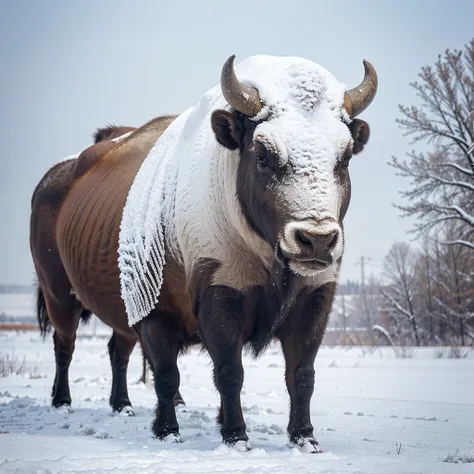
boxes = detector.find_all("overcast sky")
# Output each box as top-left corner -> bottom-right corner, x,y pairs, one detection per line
1,0 -> 473,285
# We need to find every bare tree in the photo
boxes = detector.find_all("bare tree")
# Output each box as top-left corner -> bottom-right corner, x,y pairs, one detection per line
416,236 -> 435,342
390,39 -> 474,251
381,242 -> 421,346
427,226 -> 474,345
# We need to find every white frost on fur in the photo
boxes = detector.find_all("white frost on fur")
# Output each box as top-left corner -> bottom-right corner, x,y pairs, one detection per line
111,131 -> 133,142
249,58 -> 351,223
118,55 -> 351,326
117,112 -> 191,325
59,152 -> 80,163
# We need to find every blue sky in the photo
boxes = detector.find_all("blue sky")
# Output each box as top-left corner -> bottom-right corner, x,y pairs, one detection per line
1,0 -> 473,284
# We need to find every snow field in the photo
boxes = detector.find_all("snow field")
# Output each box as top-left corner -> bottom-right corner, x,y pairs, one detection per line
0,331 -> 473,473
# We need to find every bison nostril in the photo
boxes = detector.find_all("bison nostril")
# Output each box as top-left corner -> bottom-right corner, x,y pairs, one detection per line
327,232 -> 338,250
295,230 -> 313,246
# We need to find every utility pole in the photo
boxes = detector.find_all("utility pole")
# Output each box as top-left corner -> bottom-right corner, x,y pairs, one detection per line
357,255 -> 370,328
341,285 -> 347,342
360,256 -> 368,311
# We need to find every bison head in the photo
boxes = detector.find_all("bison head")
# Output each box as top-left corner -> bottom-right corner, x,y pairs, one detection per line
211,55 -> 377,276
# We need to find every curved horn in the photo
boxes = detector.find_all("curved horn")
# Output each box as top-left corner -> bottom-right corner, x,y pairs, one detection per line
220,55 -> 263,117
343,60 -> 378,118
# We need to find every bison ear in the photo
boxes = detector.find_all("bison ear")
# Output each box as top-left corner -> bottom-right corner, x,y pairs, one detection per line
349,119 -> 370,155
211,110 -> 243,150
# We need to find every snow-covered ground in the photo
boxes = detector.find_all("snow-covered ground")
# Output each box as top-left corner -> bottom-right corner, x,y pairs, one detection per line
0,331 -> 473,473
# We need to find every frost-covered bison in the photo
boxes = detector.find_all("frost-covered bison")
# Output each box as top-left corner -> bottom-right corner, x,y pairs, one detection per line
30,54 -> 377,452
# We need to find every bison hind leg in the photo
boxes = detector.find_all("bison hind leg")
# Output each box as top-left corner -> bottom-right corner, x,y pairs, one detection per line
108,331 -> 137,415
42,289 -> 82,409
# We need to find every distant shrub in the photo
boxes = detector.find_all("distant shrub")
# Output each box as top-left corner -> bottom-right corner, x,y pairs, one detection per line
433,346 -> 470,359
444,449 -> 474,463
448,346 -> 470,359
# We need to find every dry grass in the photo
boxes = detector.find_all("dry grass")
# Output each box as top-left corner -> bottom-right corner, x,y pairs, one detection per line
0,352 -> 42,378
392,345 -> 417,359
433,345 -> 471,359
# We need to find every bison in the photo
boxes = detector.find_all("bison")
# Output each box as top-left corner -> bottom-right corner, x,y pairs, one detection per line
30,54 -> 377,452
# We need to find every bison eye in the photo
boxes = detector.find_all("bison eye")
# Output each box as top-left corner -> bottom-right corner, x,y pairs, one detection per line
255,142 -> 275,173
257,153 -> 269,168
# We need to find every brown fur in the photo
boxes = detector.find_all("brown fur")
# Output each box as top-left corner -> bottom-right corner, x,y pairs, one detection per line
30,116 -> 180,412
53,115 -> 178,333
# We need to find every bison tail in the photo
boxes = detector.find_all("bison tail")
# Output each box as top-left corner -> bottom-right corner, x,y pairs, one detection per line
80,308 -> 92,325
35,285 -> 92,338
35,285 -> 50,338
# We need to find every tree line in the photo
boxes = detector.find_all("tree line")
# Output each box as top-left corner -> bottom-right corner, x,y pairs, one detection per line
333,39 -> 474,347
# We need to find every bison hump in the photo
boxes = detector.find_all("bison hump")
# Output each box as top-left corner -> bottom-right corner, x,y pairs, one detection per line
71,141 -> 116,181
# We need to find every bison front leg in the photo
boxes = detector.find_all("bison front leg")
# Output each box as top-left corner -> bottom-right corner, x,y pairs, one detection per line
277,282 -> 336,453
198,286 -> 250,450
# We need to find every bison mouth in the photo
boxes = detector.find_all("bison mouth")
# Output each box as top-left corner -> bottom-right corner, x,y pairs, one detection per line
276,245 -> 330,276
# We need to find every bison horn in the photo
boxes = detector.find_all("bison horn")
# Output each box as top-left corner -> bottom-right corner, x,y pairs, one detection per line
343,60 -> 378,118
220,55 -> 263,117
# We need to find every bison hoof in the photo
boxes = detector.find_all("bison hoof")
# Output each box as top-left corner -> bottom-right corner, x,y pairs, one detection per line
117,405 -> 135,417
161,432 -> 183,443
54,404 -> 73,414
288,437 -> 322,454
226,440 -> 252,452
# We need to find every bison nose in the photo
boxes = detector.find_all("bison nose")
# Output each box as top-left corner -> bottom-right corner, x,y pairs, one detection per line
295,229 -> 338,257
280,221 -> 342,266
